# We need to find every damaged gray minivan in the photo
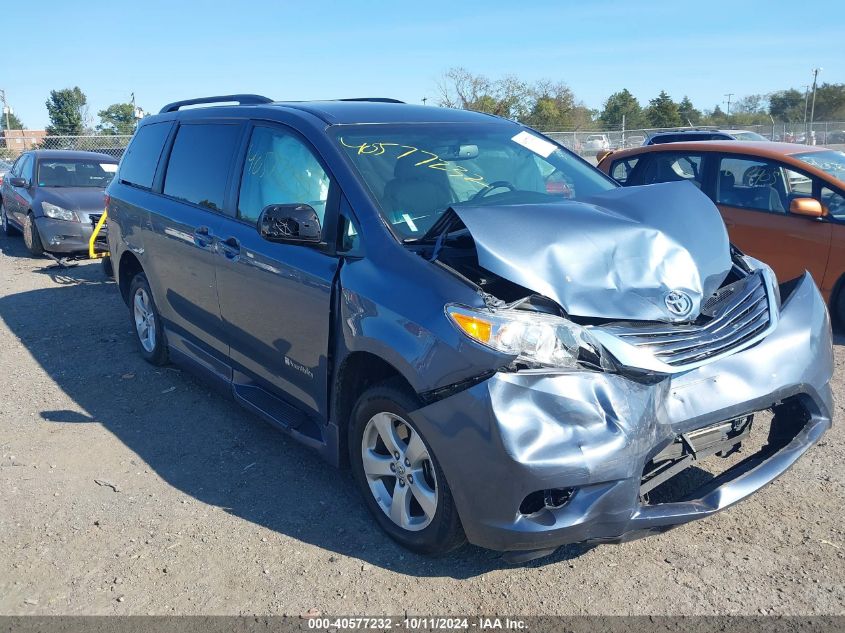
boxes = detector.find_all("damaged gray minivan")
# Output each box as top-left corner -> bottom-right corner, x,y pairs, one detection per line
106,95 -> 833,558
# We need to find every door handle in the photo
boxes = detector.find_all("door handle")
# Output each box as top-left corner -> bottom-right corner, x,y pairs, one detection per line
193,226 -> 214,248
219,236 -> 241,259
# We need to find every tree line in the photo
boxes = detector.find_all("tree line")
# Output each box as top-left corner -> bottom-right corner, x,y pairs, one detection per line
436,67 -> 845,130
4,76 -> 845,136
0,86 -> 140,136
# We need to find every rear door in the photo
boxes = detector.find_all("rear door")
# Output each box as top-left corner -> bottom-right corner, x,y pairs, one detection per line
143,120 -> 244,373
715,154 -> 831,284
214,122 -> 339,418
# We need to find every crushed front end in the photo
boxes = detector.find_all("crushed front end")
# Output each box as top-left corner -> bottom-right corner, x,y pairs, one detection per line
410,270 -> 832,551
405,184 -> 833,553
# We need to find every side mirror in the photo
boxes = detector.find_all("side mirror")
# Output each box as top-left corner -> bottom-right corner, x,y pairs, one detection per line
258,204 -> 322,244
9,177 -> 28,188
790,197 -> 825,218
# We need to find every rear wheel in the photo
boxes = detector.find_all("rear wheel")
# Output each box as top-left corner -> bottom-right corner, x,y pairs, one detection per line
23,212 -> 44,256
1,200 -> 18,236
349,380 -> 465,555
129,272 -> 168,365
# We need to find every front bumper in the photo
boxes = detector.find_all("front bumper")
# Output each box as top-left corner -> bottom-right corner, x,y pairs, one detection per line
35,216 -> 99,254
410,272 -> 833,552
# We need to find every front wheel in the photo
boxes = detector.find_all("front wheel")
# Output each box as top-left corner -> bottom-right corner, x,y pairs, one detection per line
23,213 -> 44,255
349,380 -> 465,555
128,272 -> 168,365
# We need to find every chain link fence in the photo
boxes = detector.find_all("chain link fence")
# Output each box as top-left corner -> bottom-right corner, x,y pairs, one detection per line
540,121 -> 845,156
2,121 -> 845,165
0,134 -> 132,162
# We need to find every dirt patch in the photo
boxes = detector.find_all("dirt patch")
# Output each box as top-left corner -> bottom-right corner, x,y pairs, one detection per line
0,234 -> 842,616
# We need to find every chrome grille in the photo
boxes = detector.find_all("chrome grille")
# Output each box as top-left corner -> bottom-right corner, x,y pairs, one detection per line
601,271 -> 771,367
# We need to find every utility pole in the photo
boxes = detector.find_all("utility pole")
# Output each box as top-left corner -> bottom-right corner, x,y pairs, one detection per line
421,97 -> 428,105
809,67 -> 822,145
0,89 -> 11,132
724,93 -> 734,116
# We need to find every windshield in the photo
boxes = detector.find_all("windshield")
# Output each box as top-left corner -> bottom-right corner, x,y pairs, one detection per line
37,159 -> 117,188
793,150 -> 845,183
333,123 -> 616,240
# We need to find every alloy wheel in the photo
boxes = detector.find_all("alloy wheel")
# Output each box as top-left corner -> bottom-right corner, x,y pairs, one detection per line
133,287 -> 157,353
361,412 -> 438,531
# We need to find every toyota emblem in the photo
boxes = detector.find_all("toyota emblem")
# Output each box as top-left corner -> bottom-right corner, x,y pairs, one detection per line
664,290 -> 693,317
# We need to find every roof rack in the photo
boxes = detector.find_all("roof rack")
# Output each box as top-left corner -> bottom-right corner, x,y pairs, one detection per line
159,94 -> 274,114
336,98 -> 406,104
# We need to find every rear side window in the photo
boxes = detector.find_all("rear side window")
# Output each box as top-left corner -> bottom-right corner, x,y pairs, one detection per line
120,122 -> 172,189
164,123 -> 241,212
610,157 -> 639,184
641,153 -> 704,189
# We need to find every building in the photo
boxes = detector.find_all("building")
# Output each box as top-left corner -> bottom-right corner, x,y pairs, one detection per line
0,129 -> 47,155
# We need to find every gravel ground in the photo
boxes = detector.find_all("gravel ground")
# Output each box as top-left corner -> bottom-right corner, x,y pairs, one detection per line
0,232 -> 843,617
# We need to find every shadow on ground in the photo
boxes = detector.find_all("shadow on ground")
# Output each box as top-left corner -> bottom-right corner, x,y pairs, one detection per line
1,233 -> 841,577
1,235 -> 594,578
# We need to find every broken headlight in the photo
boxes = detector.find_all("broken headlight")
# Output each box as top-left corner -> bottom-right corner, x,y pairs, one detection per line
446,304 -> 609,370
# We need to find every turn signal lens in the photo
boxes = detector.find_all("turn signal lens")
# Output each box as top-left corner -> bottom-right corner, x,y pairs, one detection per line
450,312 -> 492,343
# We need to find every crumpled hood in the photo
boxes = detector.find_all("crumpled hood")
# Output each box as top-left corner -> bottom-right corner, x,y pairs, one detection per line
453,181 -> 731,323
38,187 -> 107,213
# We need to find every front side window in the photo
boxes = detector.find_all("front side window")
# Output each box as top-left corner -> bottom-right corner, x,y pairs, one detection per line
163,123 -> 242,211
793,150 -> 845,183
822,187 -> 845,219
333,123 -> 615,240
717,156 -> 788,213
37,159 -> 117,188
237,126 -> 330,226
18,155 -> 33,181
641,153 -> 704,188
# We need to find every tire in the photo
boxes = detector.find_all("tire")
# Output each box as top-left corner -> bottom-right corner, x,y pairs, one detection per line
349,380 -> 465,555
1,200 -> 18,236
23,212 -> 44,256
128,272 -> 168,366
102,256 -> 114,278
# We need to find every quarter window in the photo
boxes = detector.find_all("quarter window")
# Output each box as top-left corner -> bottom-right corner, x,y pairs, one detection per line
120,122 -> 172,189
610,157 -> 639,184
163,123 -> 242,211
237,126 -> 330,226
717,157 -> 788,213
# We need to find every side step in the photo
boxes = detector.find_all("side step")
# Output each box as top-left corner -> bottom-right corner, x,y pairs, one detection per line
232,383 -> 322,441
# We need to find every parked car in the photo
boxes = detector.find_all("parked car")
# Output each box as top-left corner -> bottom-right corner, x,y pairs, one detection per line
106,95 -> 832,558
644,129 -> 769,145
0,159 -> 11,188
582,134 -> 610,153
719,129 -> 769,141
826,130 -> 845,144
624,134 -> 646,148
0,150 -> 117,255
598,141 -> 845,319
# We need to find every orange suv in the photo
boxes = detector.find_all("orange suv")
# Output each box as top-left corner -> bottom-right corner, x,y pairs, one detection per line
598,142 -> 845,320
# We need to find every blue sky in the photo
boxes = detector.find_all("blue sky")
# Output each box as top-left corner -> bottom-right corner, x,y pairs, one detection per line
4,0 -> 843,130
